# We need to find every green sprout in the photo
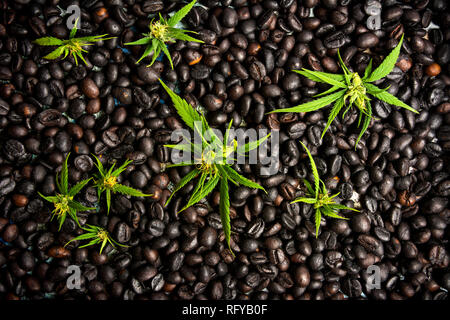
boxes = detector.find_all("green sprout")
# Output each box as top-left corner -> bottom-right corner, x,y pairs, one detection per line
92,156 -> 152,215
270,34 -> 418,147
33,18 -> 115,66
65,224 -> 128,254
160,79 -> 269,254
39,153 -> 94,231
124,0 -> 203,68
292,142 -> 359,238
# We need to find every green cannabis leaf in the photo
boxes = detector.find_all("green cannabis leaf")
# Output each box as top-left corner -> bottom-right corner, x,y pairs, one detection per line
92,155 -> 152,215
33,18 -> 114,66
65,224 -> 128,254
270,34 -> 419,147
38,153 -> 94,231
125,0 -> 203,68
291,142 -> 359,238
160,79 -> 268,255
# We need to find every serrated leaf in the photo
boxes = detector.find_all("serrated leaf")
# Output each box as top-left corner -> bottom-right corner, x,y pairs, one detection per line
124,37 -> 152,46
114,184 -> 150,197
294,69 -> 346,88
69,23 -> 77,39
68,178 -> 92,197
38,192 -> 58,203
34,37 -> 64,46
76,34 -> 114,42
236,133 -> 271,154
180,173 -> 220,212
224,119 -> 233,148
68,200 -> 95,212
365,83 -> 390,95
165,168 -> 200,206
166,161 -> 195,168
322,208 -> 348,220
363,59 -> 373,80
169,29 -> 203,43
159,40 -> 174,69
313,85 -> 342,98
68,207 -> 80,226
322,96 -> 345,139
43,46 -> 66,60
99,238 -> 108,254
269,90 -> 345,114
219,177 -> 232,252
92,154 -> 105,176
107,162 -> 116,176
106,189 -> 111,215
61,153 -> 70,194
159,79 -> 202,131
365,34 -> 404,83
291,197 -> 317,204
315,209 -> 322,238
57,214 -> 66,231
75,51 -> 88,66
293,69 -> 345,84
148,40 -> 162,67
303,179 -> 314,196
188,171 -> 207,204
55,171 -> 62,194
111,159 -> 133,177
327,203 -> 359,212
355,101 -> 372,147
299,141 -> 319,199
136,41 -> 157,64
222,166 -> 266,193
79,238 -> 101,249
337,49 -> 350,76
168,0 -> 197,27
165,143 -> 194,153
65,233 -> 98,247
366,83 -> 418,114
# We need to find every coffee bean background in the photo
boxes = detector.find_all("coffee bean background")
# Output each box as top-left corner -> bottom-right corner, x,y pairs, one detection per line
0,0 -> 449,300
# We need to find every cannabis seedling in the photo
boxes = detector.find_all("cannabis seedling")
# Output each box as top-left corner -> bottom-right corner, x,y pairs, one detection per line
271,34 -> 418,146
125,0 -> 203,68
92,155 -> 152,215
292,142 -> 359,238
34,18 -> 114,66
65,224 -> 128,254
39,153 -> 94,231
160,79 -> 269,253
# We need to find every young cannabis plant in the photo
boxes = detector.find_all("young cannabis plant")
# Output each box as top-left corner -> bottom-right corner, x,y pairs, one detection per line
39,153 -> 94,231
92,156 -> 152,215
34,19 -> 114,66
271,34 -> 418,147
124,0 -> 203,68
292,142 -> 359,238
65,224 -> 128,254
160,79 -> 269,253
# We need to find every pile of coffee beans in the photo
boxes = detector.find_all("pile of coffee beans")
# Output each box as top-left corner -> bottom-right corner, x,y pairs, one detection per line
0,0 -> 448,300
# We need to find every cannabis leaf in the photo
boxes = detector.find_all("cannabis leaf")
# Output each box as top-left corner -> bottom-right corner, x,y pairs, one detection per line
33,18 -> 114,66
161,80 -> 268,255
92,155 -> 152,215
65,224 -> 128,254
125,0 -> 203,68
38,153 -> 94,231
291,142 -> 359,237
271,34 -> 418,148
